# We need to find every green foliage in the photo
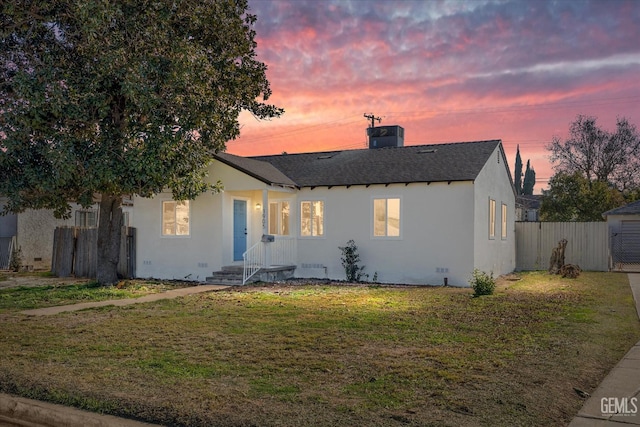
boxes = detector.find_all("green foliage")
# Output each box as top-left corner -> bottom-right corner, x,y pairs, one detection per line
469,269 -> 495,297
9,247 -> 22,273
514,145 -> 523,195
523,160 -> 536,195
1,0 -> 282,282
540,172 -> 625,221
1,0 -> 282,214
339,240 -> 368,282
548,115 -> 640,192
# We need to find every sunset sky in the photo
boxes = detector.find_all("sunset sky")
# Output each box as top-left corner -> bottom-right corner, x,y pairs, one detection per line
228,0 -> 640,193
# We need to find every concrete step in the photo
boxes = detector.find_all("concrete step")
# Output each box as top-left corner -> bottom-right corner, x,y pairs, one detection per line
206,266 -> 244,285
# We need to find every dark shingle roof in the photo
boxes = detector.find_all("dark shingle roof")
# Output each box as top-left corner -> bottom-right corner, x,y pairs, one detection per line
253,140 -> 503,187
216,140 -> 504,188
214,152 -> 297,187
603,200 -> 640,216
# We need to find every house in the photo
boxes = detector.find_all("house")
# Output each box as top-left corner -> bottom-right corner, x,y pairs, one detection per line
0,199 -> 133,271
133,132 -> 516,287
515,194 -> 542,221
0,198 -> 17,269
603,200 -> 640,272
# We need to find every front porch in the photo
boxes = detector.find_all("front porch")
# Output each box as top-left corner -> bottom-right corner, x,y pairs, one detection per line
206,264 -> 296,286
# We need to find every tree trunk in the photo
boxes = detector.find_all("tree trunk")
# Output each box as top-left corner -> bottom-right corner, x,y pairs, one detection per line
548,238 -> 568,274
96,194 -> 123,285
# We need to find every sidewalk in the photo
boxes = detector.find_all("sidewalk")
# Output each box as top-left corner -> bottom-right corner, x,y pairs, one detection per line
21,284 -> 228,316
569,273 -> 640,426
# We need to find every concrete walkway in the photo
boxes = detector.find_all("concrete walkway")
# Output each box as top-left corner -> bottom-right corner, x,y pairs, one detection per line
569,273 -> 640,426
20,284 -> 228,316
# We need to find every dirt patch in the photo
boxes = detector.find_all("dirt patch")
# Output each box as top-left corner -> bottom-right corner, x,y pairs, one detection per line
0,273 -> 92,290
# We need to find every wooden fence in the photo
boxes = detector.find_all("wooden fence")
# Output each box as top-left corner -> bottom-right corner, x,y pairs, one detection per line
515,222 -> 609,271
51,226 -> 135,279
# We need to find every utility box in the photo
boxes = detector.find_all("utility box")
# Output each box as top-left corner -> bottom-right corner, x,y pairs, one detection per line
367,125 -> 404,149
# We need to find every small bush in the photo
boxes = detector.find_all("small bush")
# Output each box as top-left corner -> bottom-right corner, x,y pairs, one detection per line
338,240 -> 367,282
469,269 -> 495,297
9,247 -> 22,273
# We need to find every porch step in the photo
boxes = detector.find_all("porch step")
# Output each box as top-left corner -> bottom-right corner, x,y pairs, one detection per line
205,266 -> 244,285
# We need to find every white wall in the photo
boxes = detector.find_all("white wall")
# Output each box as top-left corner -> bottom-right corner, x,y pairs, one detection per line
294,181 -> 475,286
473,145 -> 516,278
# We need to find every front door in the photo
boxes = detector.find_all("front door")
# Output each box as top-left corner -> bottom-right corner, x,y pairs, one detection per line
233,199 -> 247,261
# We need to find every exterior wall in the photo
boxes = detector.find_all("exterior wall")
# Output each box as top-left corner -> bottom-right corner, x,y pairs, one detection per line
606,214 -> 640,231
16,207 -> 78,270
294,181 -> 475,286
133,160 -> 285,280
133,191 -> 223,281
473,145 -> 516,278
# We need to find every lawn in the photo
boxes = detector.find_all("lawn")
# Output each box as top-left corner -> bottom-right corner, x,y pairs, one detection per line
0,278 -> 192,313
0,272 -> 638,426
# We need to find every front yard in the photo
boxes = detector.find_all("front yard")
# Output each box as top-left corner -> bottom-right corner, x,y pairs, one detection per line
0,272 -> 638,426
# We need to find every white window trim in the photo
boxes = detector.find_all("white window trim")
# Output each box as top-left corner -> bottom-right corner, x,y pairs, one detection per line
371,196 -> 402,240
268,199 -> 292,236
489,198 -> 496,240
501,203 -> 508,240
299,199 -> 325,239
161,200 -> 191,238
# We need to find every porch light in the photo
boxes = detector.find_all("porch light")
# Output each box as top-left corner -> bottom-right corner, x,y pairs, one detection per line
255,203 -> 262,210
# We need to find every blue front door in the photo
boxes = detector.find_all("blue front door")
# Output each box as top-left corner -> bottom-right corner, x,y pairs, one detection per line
233,200 -> 247,261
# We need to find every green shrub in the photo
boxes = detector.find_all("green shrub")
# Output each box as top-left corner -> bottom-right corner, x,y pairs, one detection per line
469,269 -> 495,297
9,247 -> 22,273
338,240 -> 367,282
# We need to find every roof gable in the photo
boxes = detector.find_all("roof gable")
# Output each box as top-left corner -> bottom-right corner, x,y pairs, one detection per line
214,153 -> 297,187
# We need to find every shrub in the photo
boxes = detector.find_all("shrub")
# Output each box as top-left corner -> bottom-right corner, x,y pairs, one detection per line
9,247 -> 22,273
338,240 -> 367,282
469,269 -> 495,297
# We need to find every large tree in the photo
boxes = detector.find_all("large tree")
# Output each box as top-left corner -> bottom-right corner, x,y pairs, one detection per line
539,172 -> 625,221
514,145 -> 523,195
547,115 -> 640,192
522,160 -> 535,195
0,0 -> 282,284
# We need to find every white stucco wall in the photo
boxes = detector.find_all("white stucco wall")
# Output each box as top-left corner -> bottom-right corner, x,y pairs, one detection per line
294,181 -> 475,286
472,145 -> 516,278
132,160 -> 293,280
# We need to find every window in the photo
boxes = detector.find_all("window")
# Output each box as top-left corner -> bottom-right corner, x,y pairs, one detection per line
268,201 -> 290,235
162,201 -> 190,236
489,199 -> 496,239
75,210 -> 97,227
501,203 -> 508,239
300,200 -> 324,237
373,198 -> 400,237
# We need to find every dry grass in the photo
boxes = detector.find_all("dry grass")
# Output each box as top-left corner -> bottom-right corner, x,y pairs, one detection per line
0,272 -> 638,426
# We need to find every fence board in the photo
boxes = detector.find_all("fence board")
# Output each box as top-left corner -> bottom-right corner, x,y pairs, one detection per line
51,227 -> 75,277
515,222 -> 609,271
52,226 -> 135,279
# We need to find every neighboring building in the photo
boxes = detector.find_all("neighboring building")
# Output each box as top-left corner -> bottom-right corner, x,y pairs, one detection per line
0,198 -> 17,269
603,200 -> 640,272
133,132 -> 516,287
515,194 -> 542,222
2,199 -> 133,271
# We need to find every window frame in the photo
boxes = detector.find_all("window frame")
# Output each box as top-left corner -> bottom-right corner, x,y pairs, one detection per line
75,209 -> 98,228
372,196 -> 402,239
489,198 -> 496,239
299,199 -> 325,238
162,200 -> 190,237
501,203 -> 508,239
268,200 -> 291,236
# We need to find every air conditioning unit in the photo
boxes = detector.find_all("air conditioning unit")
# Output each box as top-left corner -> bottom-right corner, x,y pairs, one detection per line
367,125 -> 404,149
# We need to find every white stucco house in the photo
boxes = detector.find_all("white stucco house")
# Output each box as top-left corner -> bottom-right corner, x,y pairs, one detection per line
133,135 -> 516,287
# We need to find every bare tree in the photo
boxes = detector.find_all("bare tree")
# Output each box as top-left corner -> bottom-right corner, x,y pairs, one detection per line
548,115 -> 640,192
